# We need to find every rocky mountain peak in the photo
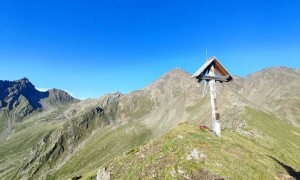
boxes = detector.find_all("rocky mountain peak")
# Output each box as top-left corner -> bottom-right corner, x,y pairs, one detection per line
233,66 -> 300,126
0,77 -> 35,93
246,66 -> 299,79
0,78 -> 77,119
16,77 -> 30,83
0,77 -> 37,102
47,88 -> 77,103
163,68 -> 192,78
144,68 -> 195,92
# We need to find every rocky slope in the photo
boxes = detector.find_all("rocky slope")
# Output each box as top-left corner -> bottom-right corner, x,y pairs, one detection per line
0,78 -> 46,119
0,66 -> 299,179
0,78 -> 78,119
236,67 -> 300,127
0,78 -> 78,142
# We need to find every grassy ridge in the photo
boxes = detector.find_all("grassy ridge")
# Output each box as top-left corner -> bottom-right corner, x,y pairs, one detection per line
47,121 -> 153,179
92,106 -> 300,179
244,107 -> 300,170
0,120 -> 64,179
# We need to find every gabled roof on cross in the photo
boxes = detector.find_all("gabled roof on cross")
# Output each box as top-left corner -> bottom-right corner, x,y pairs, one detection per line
191,56 -> 233,82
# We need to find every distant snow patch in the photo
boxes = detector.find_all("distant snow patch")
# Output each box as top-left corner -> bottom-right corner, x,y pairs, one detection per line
36,87 -> 49,92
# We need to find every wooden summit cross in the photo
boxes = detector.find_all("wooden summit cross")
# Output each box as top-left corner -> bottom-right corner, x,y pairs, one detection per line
191,56 -> 233,137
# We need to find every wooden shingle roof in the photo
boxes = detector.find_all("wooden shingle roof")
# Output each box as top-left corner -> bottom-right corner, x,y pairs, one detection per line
191,56 -> 233,82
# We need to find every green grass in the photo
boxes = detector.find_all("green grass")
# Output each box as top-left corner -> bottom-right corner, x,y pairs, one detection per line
2,103 -> 300,180
1,103 -> 154,179
244,107 -> 300,169
92,106 -> 300,179
0,120 -> 64,179
185,97 -> 209,124
47,121 -> 153,179
0,111 -> 7,135
117,95 -> 155,120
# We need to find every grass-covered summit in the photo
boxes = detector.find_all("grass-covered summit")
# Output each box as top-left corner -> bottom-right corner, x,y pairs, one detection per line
96,107 -> 300,179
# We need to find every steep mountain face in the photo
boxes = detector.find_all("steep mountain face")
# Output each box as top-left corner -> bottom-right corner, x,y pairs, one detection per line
0,67 -> 299,179
18,105 -> 117,179
236,67 -> 300,127
0,78 -> 47,119
0,78 -> 78,142
46,88 -> 78,104
136,68 -> 248,133
13,91 -> 124,179
118,68 -> 202,134
0,78 -> 78,119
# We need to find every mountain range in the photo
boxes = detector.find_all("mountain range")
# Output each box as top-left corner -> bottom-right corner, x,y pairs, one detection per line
0,66 -> 299,179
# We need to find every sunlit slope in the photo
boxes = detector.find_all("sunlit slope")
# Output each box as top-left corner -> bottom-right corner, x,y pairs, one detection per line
95,106 -> 300,180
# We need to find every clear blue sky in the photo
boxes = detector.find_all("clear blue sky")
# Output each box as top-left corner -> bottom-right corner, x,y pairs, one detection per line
0,0 -> 299,99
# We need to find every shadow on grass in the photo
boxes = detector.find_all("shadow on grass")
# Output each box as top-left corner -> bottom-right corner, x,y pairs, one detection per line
269,156 -> 300,180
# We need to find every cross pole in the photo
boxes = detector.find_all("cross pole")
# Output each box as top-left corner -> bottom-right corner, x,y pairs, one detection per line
208,65 -> 221,136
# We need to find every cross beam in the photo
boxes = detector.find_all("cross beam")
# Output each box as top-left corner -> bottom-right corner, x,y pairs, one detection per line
198,76 -> 229,82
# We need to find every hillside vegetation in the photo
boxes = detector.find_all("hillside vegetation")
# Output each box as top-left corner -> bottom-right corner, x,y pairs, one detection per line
96,107 -> 300,180
0,66 -> 299,179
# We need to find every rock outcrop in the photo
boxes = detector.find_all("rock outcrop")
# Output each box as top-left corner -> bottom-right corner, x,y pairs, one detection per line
0,78 -> 78,119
